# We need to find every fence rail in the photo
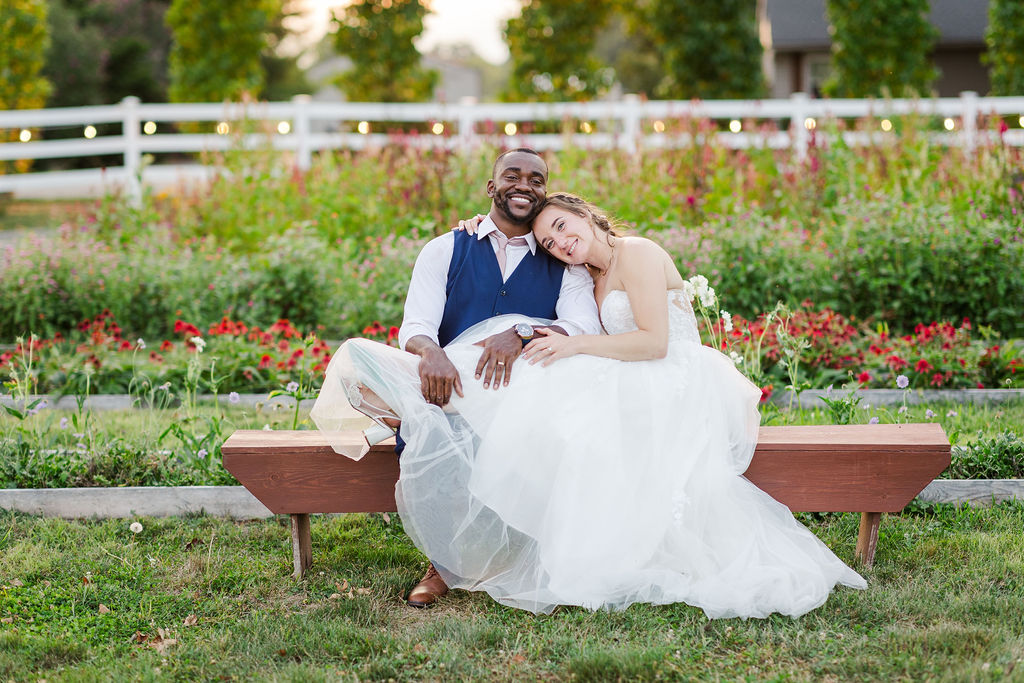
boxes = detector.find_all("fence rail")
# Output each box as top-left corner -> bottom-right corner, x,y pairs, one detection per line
2,92 -> 1023,199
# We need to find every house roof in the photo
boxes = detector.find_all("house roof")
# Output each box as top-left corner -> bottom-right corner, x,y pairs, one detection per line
766,0 -> 989,51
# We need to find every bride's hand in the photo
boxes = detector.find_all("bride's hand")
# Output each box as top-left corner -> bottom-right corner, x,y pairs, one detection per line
452,214 -> 487,234
522,327 -> 579,366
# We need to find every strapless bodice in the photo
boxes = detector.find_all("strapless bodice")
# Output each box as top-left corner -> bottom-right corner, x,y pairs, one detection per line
599,289 -> 702,345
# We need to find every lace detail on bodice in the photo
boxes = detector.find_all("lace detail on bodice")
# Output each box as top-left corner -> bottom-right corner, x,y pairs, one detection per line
599,289 -> 702,345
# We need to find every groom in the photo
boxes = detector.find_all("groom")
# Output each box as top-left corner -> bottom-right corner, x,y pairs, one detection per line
397,148 -> 601,606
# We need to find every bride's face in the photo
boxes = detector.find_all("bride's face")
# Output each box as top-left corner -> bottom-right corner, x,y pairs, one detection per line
532,206 -> 594,266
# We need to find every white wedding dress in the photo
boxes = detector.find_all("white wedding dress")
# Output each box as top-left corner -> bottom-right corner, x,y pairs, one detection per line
311,289 -> 866,618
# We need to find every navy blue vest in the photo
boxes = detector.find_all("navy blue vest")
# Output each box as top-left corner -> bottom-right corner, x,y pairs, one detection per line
437,230 -> 565,346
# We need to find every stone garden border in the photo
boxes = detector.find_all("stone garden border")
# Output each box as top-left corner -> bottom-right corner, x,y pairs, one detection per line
1,479 -> 1021,520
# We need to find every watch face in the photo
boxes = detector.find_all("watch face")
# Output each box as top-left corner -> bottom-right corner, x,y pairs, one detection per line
515,323 -> 534,339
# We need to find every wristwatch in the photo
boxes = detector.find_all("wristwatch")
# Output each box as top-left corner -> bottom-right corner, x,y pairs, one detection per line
514,322 -> 535,345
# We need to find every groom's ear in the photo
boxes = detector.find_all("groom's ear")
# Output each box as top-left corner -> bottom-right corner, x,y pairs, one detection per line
486,178 -> 496,197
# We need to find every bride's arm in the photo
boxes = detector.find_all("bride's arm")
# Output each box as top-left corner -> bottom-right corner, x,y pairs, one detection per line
523,240 -> 670,364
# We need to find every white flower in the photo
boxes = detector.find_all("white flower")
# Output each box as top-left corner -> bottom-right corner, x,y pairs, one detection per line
136,338 -> 146,349
129,522 -> 143,534
729,351 -> 743,366
158,382 -> 171,391
698,286 -> 716,308
228,391 -> 240,404
190,336 -> 206,352
721,310 -> 733,332
262,424 -> 272,431
946,410 -> 958,417
681,280 -> 696,303
286,381 -> 299,393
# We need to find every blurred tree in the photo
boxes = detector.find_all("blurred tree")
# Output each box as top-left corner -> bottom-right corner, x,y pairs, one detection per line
332,0 -> 437,102
593,4 -> 661,97
645,0 -> 765,99
984,0 -> 1024,96
44,0 -> 171,107
0,0 -> 52,110
262,0 -> 311,101
823,0 -> 938,98
503,0 -> 615,102
166,0 -> 277,102
0,0 -> 52,173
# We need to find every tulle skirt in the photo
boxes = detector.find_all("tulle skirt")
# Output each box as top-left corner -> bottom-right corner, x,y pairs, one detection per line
311,315 -> 866,618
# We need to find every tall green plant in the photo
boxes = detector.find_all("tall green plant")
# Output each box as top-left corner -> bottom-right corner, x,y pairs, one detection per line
823,0 -> 938,97
0,0 -> 52,172
984,0 -> 1024,95
645,0 -> 764,99
331,0 -> 436,103
165,0 -> 277,103
503,0 -> 615,102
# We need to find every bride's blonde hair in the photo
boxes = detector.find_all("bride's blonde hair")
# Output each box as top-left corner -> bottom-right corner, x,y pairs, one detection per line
540,192 -> 623,276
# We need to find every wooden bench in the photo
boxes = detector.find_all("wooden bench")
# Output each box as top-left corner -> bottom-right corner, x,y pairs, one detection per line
222,423 -> 951,578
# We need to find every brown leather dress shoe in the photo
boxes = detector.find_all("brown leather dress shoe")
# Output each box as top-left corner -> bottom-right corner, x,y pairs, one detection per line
407,563 -> 449,608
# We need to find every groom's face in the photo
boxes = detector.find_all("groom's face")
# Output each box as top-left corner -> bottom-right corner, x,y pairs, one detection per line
487,152 -> 548,224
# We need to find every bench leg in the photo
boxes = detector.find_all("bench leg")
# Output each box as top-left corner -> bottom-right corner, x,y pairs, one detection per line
290,513 -> 312,579
855,511 -> 882,568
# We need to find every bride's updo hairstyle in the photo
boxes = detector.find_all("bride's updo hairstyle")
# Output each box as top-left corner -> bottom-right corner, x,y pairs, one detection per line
540,192 -> 623,275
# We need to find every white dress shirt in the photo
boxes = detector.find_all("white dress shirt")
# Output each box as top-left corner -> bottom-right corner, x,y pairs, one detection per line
399,216 -> 602,349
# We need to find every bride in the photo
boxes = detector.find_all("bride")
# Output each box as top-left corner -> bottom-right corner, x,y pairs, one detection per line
312,192 -> 866,619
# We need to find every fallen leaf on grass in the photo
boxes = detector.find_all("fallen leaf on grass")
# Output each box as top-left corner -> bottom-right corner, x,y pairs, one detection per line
98,604 -> 110,614
184,538 -> 201,551
10,579 -> 23,587
183,614 -> 198,627
130,629 -> 179,654
328,593 -> 341,600
1,617 -> 13,624
381,512 -> 391,524
355,588 -> 371,596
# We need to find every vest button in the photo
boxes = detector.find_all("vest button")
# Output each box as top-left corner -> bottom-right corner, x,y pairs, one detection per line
499,290 -> 507,296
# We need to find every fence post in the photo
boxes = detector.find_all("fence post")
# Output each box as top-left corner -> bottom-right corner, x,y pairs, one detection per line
790,92 -> 809,160
621,93 -> 642,154
457,97 -> 477,149
292,94 -> 312,172
121,96 -> 141,204
960,90 -> 978,156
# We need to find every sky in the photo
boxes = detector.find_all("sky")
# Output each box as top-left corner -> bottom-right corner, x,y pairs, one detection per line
301,0 -> 522,65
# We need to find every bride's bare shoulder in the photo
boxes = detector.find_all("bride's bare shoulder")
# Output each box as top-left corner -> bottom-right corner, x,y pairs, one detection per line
617,236 -> 673,264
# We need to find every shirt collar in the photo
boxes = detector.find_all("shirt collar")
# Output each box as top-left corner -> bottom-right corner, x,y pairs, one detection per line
477,215 -> 537,254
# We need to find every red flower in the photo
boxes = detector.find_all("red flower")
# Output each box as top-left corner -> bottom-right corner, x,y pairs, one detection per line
915,358 -> 933,373
149,351 -> 164,363
119,340 -> 133,350
258,354 -> 272,369
930,372 -> 946,387
886,355 -> 908,370
759,384 -> 774,403
160,340 -> 174,351
387,326 -> 400,344
856,371 -> 871,384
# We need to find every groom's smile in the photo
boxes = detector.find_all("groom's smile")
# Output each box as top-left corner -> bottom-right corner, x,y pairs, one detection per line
488,150 -> 548,225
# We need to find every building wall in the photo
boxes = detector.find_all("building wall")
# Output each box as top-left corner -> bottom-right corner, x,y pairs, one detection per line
933,49 -> 990,97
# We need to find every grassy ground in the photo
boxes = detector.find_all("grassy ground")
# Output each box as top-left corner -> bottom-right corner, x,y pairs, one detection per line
1,504 -> 1023,681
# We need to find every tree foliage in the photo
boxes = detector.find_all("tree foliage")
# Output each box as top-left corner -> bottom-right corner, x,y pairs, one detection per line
332,0 -> 437,103
503,0 -> 615,102
644,0 -> 764,100
166,0 -> 277,103
0,0 -> 52,110
44,0 -> 171,108
823,0 -> 938,98
984,0 -> 1024,96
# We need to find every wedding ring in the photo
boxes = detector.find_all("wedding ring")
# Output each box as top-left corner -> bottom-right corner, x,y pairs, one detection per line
496,361 -> 506,366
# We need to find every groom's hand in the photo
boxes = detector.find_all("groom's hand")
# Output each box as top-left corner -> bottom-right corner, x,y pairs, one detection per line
474,328 -> 522,390
407,338 -> 464,406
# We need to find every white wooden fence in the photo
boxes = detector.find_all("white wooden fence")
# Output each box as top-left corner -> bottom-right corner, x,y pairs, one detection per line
2,92 -> 1023,199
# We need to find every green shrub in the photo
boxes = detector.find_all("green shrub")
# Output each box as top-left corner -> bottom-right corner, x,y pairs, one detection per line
945,432 -> 1024,480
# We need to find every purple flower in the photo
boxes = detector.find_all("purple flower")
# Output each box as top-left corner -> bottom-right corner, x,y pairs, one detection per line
286,381 -> 299,393
197,448 -> 208,458
228,391 -> 240,404
925,409 -> 935,419
896,374 -> 909,389
869,417 -> 880,424
59,417 -> 68,430
946,410 -> 958,417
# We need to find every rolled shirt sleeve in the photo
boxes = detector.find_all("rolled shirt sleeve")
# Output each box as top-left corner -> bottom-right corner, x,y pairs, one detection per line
398,233 -> 454,350
552,265 -> 601,336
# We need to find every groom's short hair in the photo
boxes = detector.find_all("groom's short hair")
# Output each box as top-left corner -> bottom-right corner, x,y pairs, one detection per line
492,147 -> 545,177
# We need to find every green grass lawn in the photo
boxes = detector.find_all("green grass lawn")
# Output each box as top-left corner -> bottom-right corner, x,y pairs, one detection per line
2,505 -> 1023,681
